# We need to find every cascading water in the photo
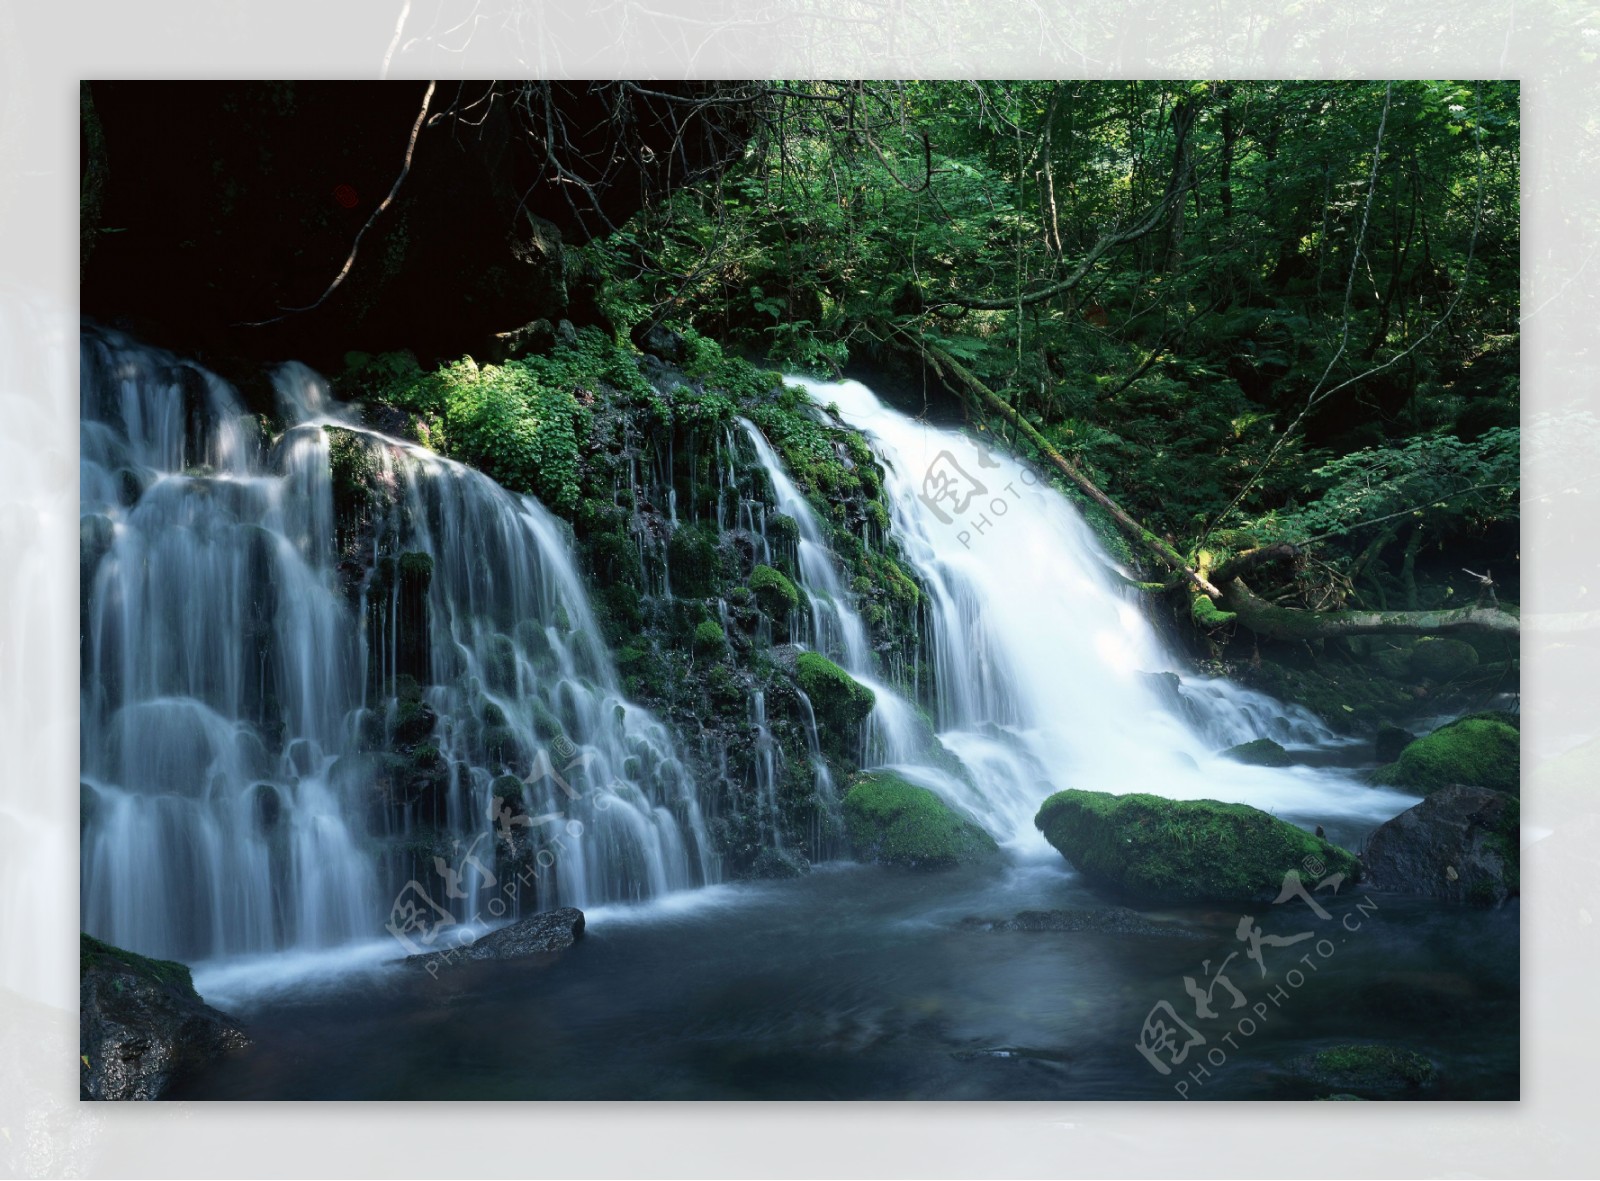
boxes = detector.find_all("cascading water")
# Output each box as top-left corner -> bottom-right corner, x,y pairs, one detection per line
80,330 -> 714,963
762,376 -> 1419,850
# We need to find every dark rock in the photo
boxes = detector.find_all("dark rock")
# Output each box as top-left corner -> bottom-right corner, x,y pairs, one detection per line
492,318 -> 557,360
405,907 -> 585,971
1375,722 -> 1415,764
630,320 -> 687,363
748,847 -> 811,879
959,906 -> 1193,938
1221,737 -> 1293,767
1034,789 -> 1361,905
1362,784 -> 1518,905
80,934 -> 248,1100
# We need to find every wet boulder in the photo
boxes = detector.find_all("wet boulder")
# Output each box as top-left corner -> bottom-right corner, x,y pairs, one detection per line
1034,789 -> 1360,905
843,772 -> 998,871
406,907 -> 585,972
1362,784 -> 1518,906
80,934 -> 248,1100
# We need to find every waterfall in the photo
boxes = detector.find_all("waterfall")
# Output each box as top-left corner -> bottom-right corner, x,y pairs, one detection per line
753,377 -> 1415,850
80,330 -> 713,962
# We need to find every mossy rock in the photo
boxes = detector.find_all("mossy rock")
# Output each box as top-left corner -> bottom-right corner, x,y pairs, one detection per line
1221,738 -> 1292,767
80,932 -> 197,995
667,523 -> 721,597
794,650 -> 874,732
1407,637 -> 1479,682
693,619 -> 727,657
1372,716 -> 1519,795
1306,1044 -> 1436,1094
1033,789 -> 1361,905
843,772 -> 998,870
749,563 -> 799,618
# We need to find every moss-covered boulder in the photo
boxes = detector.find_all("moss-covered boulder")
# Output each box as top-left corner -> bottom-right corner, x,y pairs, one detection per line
1221,738 -> 1293,767
843,772 -> 998,870
794,651 -> 874,731
1407,637 -> 1479,682
692,619 -> 727,657
1372,716 -> 1519,795
1033,789 -> 1360,905
1304,1044 -> 1436,1096
749,563 -> 799,618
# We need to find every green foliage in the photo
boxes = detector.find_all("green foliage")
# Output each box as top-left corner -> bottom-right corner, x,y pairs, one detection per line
433,356 -> 586,512
1033,789 -> 1360,904
1372,716 -> 1519,795
1263,428 -> 1519,547
842,772 -> 998,870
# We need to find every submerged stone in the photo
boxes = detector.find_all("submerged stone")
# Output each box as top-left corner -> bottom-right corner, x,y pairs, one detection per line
1033,789 -> 1360,905
843,772 -> 998,870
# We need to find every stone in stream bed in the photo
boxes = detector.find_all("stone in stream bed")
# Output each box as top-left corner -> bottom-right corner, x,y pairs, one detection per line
80,933 -> 249,1100
1033,789 -> 1360,906
405,906 -> 585,973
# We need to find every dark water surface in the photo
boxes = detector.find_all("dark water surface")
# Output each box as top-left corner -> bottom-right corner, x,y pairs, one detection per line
173,859 -> 1518,1101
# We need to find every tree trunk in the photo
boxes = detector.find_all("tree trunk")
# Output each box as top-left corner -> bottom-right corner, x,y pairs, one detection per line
1219,577 -> 1518,639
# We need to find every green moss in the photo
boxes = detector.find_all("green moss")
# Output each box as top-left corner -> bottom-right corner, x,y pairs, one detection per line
325,426 -> 379,529
795,651 -> 875,731
1310,1044 -> 1436,1092
843,772 -> 998,870
1221,738 -> 1293,767
80,933 -> 197,997
1033,789 -> 1361,904
693,619 -> 728,656
749,564 -> 799,617
668,523 -> 721,598
765,512 -> 799,551
1372,716 -> 1519,795
491,774 -> 526,800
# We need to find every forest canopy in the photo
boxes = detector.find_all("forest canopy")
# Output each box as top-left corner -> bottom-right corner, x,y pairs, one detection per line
580,80 -> 1519,638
